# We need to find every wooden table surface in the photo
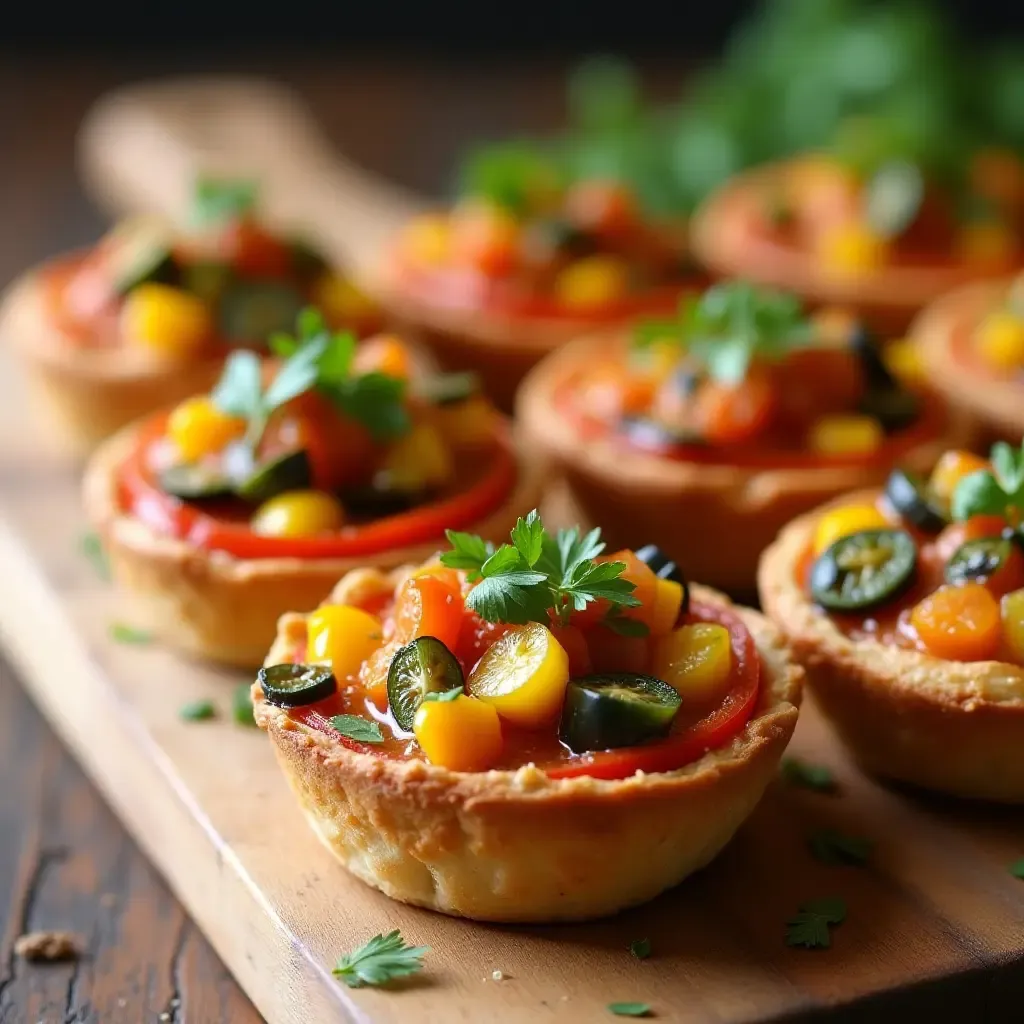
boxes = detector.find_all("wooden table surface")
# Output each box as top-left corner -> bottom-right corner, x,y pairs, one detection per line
0,51 -> 678,1024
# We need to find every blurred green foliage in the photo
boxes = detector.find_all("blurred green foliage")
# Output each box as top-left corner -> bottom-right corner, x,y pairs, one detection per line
456,0 -> 1024,215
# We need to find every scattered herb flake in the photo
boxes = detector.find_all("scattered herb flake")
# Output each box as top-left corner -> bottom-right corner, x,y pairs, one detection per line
781,757 -> 837,793
330,715 -> 384,744
609,1002 -> 652,1018
808,829 -> 873,867
332,930 -> 429,989
1009,858 -> 1024,880
785,897 -> 847,950
79,532 -> 110,580
179,699 -> 217,722
109,623 -> 153,645
423,686 -> 464,703
232,683 -> 257,727
629,938 -> 652,960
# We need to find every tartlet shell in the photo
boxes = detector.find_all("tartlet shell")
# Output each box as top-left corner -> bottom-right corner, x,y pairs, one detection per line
516,332 -> 977,595
690,161 -> 1013,333
759,489 -> 1024,803
253,575 -> 802,922
911,278 -> 1024,441
83,420 -> 542,668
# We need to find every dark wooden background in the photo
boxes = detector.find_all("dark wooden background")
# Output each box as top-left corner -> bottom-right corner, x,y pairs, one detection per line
0,52 -> 683,1024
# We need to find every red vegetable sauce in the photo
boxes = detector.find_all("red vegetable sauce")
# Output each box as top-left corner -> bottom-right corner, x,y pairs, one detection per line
285,599 -> 761,780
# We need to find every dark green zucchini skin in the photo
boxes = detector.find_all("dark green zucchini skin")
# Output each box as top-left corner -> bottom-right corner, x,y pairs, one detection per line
258,664 -> 337,707
388,637 -> 464,731
810,528 -> 918,612
235,450 -> 312,504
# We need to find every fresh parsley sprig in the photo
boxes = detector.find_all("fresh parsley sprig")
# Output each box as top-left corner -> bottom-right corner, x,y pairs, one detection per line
441,510 -> 641,628
785,897 -> 847,950
951,441 -> 1024,524
332,930 -> 430,989
633,281 -> 812,385
211,307 -> 409,450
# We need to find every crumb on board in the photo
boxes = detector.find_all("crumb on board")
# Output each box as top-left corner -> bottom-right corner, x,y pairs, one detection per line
491,970 -> 505,982
14,931 -> 81,962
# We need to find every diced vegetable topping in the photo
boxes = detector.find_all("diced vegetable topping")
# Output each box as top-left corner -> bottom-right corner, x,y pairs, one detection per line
810,529 -> 917,613
122,283 -> 213,357
651,623 -> 733,702
412,693 -> 503,772
388,636 -> 465,731
813,505 -> 891,557
307,605 -> 383,683
259,664 -> 337,707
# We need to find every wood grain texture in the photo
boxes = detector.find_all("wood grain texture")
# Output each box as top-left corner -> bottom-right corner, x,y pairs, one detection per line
2,56 -> 1024,1024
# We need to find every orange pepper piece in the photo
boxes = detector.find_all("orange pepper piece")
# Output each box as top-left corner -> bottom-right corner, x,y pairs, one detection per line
910,583 -> 1002,662
393,573 -> 465,650
692,370 -> 777,445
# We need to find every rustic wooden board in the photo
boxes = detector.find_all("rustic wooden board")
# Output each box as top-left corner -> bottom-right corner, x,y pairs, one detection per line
2,76 -> 1024,1022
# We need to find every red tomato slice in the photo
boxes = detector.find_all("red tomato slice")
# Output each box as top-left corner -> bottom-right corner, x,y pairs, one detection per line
543,600 -> 760,781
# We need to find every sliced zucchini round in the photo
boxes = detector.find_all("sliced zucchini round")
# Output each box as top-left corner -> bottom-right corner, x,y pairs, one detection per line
849,322 -> 896,390
159,462 -> 234,500
387,636 -> 465,731
235,450 -> 311,504
884,468 -> 948,532
339,484 -> 423,519
810,528 -> 917,612
258,663 -> 336,707
559,673 -> 682,754
218,280 -> 305,346
858,388 -> 920,432
945,536 -> 1015,586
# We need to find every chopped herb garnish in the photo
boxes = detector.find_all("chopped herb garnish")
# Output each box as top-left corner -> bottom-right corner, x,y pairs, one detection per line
422,686 -> 464,703
329,715 -> 385,745
951,441 -> 1024,523
332,930 -> 429,989
179,699 -> 217,722
232,683 -> 257,727
633,282 -> 812,385
781,758 -> 837,793
608,1002 -> 652,1018
440,509 -> 639,627
212,307 -> 408,451
109,623 -> 153,645
808,829 -> 873,867
192,177 -> 257,226
79,531 -> 110,580
1009,858 -> 1024,880
629,938 -> 652,960
785,897 -> 847,949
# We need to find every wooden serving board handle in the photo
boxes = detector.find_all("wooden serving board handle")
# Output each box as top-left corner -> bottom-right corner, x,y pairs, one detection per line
76,76 -> 425,273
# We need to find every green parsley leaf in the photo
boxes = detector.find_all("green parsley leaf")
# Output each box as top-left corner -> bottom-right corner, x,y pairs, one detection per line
629,938 -> 652,960
608,1003 -> 652,1018
211,350 -> 264,421
785,897 -> 847,949
440,530 -> 495,579
1009,858 -> 1024,880
423,686 -> 464,703
232,683 -> 257,727
329,715 -> 384,744
808,829 -> 873,867
79,531 -> 110,580
332,930 -> 430,989
951,441 -> 1024,522
452,511 -> 638,627
192,177 -> 257,226
634,282 -> 811,385
458,141 -> 562,215
109,622 -> 153,645
179,699 -> 217,722
781,758 -> 837,793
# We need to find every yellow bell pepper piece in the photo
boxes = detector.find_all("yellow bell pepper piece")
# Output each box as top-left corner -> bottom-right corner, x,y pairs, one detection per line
651,623 -> 733,702
307,605 -> 383,683
649,578 -> 685,637
250,491 -> 346,538
166,396 -> 246,462
468,622 -> 569,727
928,450 -> 990,503
807,414 -> 883,456
413,695 -> 504,772
400,214 -> 452,266
818,222 -> 890,275
553,255 -> 629,310
311,273 -> 378,326
882,337 -> 926,384
122,283 -> 213,357
813,504 -> 890,556
382,422 -> 453,490
975,309 -> 1024,373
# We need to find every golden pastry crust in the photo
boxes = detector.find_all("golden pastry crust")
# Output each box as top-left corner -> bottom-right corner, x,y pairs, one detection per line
759,490 -> 1024,803
82,421 -> 542,668
690,162 -> 1010,332
516,332 -> 977,594
912,279 -> 1024,440
253,578 -> 801,922
374,264 -> 658,413
2,265 -> 224,458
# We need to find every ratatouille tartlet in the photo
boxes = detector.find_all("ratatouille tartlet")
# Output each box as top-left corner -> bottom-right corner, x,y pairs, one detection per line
691,140 -> 1024,332
760,441 -> 1024,802
376,161 -> 702,410
518,281 -> 974,593
254,511 -> 801,921
912,270 -> 1024,441
84,308 -> 538,667
4,179 -> 380,455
